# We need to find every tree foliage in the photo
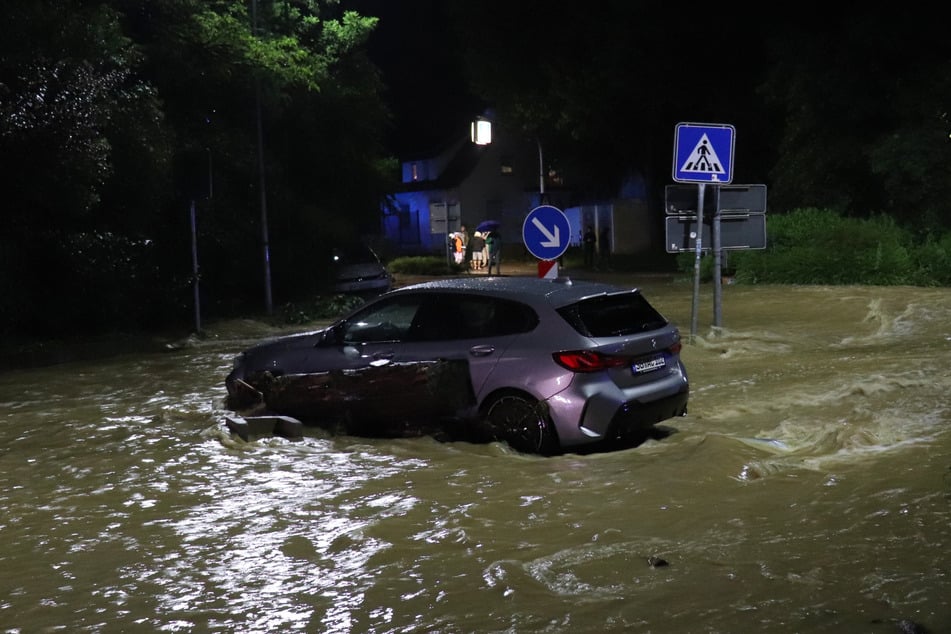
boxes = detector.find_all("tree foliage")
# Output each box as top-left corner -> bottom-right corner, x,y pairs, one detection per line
759,7 -> 951,229
446,1 -> 776,198
2,3 -> 949,340
449,3 -> 951,235
0,0 -> 389,337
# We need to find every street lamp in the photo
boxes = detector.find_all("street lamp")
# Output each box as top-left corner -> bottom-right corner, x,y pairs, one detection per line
471,118 -> 492,145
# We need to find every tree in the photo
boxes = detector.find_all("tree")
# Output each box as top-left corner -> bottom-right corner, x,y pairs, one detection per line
0,0 -> 390,337
756,7 -> 951,230
448,3 -> 951,236
0,1 -> 172,335
446,1 -> 775,199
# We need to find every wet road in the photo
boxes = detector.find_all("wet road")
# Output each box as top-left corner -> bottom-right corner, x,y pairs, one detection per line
1,275 -> 949,633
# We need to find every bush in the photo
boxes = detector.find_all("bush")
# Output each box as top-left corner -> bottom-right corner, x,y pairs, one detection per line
679,208 -> 949,286
388,255 -> 465,275
275,294 -> 366,325
910,232 -> 951,286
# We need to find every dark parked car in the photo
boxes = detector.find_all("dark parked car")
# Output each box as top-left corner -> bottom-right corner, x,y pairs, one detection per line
226,276 -> 688,454
329,242 -> 391,295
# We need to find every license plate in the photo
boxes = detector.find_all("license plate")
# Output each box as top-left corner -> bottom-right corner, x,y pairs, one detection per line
632,355 -> 666,374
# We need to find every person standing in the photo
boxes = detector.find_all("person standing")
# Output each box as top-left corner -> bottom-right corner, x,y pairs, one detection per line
597,225 -> 612,271
451,232 -> 464,264
468,231 -> 486,271
486,230 -> 502,275
582,225 -> 596,268
460,224 -> 471,270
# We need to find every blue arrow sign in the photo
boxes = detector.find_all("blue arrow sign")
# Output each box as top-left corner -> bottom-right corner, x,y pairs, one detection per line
522,205 -> 570,261
672,122 -> 735,184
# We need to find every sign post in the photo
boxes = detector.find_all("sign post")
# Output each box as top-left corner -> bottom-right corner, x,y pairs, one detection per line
672,122 -> 736,339
692,185 -> 707,337
664,183 -> 769,333
712,185 -> 766,326
522,205 -> 571,277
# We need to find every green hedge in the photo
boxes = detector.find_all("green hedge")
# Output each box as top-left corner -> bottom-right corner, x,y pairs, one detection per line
678,208 -> 951,286
387,255 -> 466,275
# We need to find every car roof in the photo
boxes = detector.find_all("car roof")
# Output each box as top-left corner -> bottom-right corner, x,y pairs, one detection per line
387,276 -> 638,309
333,242 -> 380,259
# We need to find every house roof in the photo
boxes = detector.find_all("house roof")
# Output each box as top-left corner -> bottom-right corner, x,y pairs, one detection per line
394,136 -> 484,193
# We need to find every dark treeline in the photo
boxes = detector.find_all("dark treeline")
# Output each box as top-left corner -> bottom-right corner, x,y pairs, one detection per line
449,2 -> 951,229
1,0 -> 392,338
2,1 -> 950,339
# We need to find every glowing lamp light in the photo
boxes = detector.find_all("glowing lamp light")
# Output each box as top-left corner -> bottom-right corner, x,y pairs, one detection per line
471,119 -> 492,145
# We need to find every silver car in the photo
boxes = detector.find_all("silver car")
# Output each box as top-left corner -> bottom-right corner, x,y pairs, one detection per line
225,276 -> 688,454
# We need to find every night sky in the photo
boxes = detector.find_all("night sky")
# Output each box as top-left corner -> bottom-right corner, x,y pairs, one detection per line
342,2 -> 776,181
345,0 -> 485,155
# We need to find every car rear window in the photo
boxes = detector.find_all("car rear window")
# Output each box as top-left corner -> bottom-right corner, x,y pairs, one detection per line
333,243 -> 379,264
460,296 -> 538,337
407,294 -> 538,341
557,292 -> 669,337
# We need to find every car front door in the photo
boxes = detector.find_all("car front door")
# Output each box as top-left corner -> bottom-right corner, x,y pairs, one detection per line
399,294 -> 536,407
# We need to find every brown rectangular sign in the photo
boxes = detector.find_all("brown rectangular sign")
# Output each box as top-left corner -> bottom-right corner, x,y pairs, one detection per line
665,184 -> 767,215
665,213 -> 767,253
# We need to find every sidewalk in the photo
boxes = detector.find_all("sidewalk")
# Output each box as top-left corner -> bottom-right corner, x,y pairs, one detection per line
393,259 -> 676,288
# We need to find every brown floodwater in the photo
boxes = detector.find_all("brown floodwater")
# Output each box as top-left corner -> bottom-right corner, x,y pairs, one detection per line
1,276 -> 949,633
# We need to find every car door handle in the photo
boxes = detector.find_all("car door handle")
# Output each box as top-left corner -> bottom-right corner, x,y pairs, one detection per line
469,345 -> 496,357
370,351 -> 394,366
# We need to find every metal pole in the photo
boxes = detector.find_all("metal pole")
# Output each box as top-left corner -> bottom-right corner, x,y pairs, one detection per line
537,139 -> 545,199
252,0 -> 273,315
690,183 -> 706,340
206,148 -> 213,199
446,230 -> 452,268
189,199 -> 201,335
712,185 -> 723,327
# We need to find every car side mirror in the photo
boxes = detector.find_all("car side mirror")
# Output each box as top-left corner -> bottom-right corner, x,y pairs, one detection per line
318,324 -> 346,347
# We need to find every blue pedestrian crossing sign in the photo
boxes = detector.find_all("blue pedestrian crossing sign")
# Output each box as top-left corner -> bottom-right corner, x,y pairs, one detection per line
522,205 -> 571,261
672,122 -> 735,184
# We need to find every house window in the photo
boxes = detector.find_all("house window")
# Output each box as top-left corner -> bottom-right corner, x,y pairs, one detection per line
500,154 -> 513,175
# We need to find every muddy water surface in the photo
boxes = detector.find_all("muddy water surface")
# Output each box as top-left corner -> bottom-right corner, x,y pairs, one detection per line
1,278 -> 949,633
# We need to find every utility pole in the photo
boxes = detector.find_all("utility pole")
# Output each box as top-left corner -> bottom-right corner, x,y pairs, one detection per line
537,138 -> 545,203
251,0 -> 273,315
189,199 -> 201,334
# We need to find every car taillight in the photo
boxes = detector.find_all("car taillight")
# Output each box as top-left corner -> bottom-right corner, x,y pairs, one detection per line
552,350 -> 630,373
554,342 -> 681,373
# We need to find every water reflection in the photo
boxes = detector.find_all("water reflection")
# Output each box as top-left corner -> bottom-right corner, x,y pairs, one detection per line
0,283 -> 949,632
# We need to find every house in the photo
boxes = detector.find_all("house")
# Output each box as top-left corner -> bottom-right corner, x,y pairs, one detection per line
379,114 -> 659,264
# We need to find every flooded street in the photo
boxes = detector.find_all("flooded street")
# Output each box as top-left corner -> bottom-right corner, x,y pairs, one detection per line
1,277 -> 950,633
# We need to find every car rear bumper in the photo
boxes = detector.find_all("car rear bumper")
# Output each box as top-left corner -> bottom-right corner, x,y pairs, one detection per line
549,363 -> 689,447
601,385 -> 689,443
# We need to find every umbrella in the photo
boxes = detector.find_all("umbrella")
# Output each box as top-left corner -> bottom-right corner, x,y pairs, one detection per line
476,220 -> 500,233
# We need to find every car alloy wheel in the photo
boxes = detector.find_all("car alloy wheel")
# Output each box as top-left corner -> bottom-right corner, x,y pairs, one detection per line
484,394 -> 557,455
